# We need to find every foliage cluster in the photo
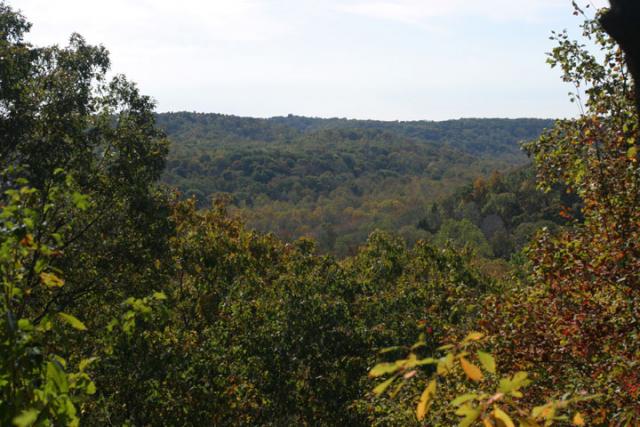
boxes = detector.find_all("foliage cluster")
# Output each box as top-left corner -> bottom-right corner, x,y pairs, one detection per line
419,166 -> 581,260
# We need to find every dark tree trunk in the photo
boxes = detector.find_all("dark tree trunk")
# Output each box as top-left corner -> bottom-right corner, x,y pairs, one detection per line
601,0 -> 640,114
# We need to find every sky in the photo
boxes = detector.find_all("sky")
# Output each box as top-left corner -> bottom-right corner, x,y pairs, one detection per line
9,0 -> 609,121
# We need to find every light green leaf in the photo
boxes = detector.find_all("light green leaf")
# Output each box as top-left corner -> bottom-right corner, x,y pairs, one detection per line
79,357 -> 98,372
477,351 -> 496,374
456,405 -> 481,427
379,346 -> 403,354
451,393 -> 477,407
12,409 -> 39,427
152,291 -> 167,301
46,361 -> 69,393
369,362 -> 399,378
373,377 -> 395,396
86,381 -> 96,395
58,313 -> 87,331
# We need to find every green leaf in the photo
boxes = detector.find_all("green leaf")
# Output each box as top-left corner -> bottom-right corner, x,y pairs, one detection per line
12,409 -> 39,427
86,381 -> 96,395
389,379 -> 406,398
450,393 -> 477,407
456,405 -> 481,427
17,319 -> 33,331
627,146 -> 638,160
416,357 -> 437,366
46,361 -> 69,393
79,357 -> 98,372
477,351 -> 496,374
72,192 -> 90,210
498,371 -> 530,395
373,377 -> 395,396
152,291 -> 167,301
379,346 -> 403,354
369,362 -> 399,378
436,344 -> 455,351
58,313 -> 87,331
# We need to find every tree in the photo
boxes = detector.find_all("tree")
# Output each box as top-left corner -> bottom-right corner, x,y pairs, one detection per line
1,3 -> 171,424
0,1 -> 171,323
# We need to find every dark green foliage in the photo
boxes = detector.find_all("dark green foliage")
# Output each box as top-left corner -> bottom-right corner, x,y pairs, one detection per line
419,166 -> 582,259
84,200 -> 490,425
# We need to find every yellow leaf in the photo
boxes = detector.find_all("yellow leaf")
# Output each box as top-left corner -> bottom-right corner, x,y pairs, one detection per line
464,331 -> 484,342
573,413 -> 585,426
477,351 -> 496,374
628,146 -> 638,160
437,353 -> 454,376
416,380 -> 437,421
40,272 -> 64,288
483,418 -> 494,427
493,407 -> 514,427
460,357 -> 483,382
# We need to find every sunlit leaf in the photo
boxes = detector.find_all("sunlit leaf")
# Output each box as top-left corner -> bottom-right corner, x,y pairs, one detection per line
463,332 -> 484,342
13,409 -> 39,427
416,380 -> 437,421
373,377 -> 395,396
451,393 -> 477,407
437,353 -> 454,376
40,272 -> 64,288
493,406 -> 515,427
477,351 -> 496,374
58,313 -> 87,331
369,362 -> 399,378
460,357 -> 483,382
456,405 -> 481,427
572,412 -> 585,426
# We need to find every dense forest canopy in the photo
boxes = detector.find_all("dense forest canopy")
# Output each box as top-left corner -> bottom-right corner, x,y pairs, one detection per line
2,1 -> 640,426
159,113 -> 553,255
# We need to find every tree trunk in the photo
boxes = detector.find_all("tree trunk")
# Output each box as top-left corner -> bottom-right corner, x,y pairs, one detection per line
601,0 -> 640,114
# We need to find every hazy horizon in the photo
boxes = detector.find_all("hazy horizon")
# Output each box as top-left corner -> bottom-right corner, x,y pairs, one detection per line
157,111 -> 558,122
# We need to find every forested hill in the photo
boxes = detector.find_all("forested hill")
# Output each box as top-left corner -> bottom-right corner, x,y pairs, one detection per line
157,113 -> 554,157
158,112 -> 553,255
157,113 -> 554,256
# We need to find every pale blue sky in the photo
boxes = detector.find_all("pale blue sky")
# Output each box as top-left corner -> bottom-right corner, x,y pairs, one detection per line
12,0 -> 607,120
